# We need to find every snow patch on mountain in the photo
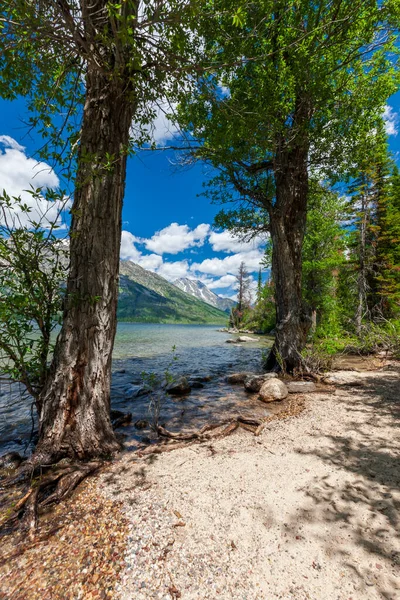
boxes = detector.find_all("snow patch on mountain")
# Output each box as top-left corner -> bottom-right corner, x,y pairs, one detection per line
174,278 -> 236,313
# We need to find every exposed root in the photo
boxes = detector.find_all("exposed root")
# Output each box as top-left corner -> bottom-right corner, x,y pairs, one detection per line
0,461 -> 102,535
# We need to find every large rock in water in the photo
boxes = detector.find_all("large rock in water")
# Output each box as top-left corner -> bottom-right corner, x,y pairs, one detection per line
166,376 -> 191,395
286,381 -> 317,394
259,379 -> 288,402
244,373 -> 278,393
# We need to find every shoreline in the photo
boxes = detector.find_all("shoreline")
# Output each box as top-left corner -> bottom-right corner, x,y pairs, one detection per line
1,359 -> 399,599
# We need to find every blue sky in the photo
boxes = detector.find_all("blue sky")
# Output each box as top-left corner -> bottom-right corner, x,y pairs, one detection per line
0,92 -> 399,300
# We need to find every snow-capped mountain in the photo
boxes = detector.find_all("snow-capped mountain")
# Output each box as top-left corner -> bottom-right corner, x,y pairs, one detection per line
173,278 -> 236,313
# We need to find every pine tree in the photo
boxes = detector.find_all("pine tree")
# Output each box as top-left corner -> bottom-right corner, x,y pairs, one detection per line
377,165 -> 400,315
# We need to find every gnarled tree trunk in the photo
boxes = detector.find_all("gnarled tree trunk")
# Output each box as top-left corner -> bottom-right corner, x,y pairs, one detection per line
264,144 -> 311,373
35,68 -> 134,462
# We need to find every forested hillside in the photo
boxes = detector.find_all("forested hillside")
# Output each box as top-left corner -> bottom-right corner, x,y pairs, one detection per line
118,261 -> 228,323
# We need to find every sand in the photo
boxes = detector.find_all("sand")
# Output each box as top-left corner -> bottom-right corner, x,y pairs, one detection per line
101,364 -> 400,600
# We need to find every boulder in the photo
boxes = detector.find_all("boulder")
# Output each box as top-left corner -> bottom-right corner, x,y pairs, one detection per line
225,338 -> 240,344
226,372 -> 254,384
259,379 -> 288,402
244,373 -> 278,393
166,376 -> 191,395
286,381 -> 317,394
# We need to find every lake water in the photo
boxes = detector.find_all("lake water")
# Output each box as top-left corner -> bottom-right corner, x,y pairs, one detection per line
0,324 -> 273,455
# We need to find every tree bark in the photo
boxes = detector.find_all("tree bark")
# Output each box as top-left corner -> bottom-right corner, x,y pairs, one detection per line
264,144 -> 311,373
35,67 -> 134,461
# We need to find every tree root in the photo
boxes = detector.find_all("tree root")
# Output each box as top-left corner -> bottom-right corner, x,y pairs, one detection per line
1,461 -> 101,535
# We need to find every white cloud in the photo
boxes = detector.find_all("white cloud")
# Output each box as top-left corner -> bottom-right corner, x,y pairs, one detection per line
0,135 -> 25,152
209,229 -> 265,253
139,253 -> 164,271
383,105 -> 398,136
120,230 -> 142,262
0,136 -> 68,228
144,222 -> 210,255
207,274 -> 237,289
157,259 -> 190,280
150,102 -> 179,144
191,249 -> 264,277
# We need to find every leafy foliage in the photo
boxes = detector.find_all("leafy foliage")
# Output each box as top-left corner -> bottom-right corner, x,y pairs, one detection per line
0,190 -> 68,404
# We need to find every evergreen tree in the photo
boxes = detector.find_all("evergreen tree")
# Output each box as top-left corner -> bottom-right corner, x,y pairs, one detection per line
302,183 -> 346,334
377,165 -> 400,315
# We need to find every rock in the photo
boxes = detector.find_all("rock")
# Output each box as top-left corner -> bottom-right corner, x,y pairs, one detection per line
259,379 -> 288,402
190,381 -> 204,389
286,381 -> 317,394
124,384 -> 151,398
0,451 -> 23,470
190,375 -> 212,383
226,372 -> 254,384
134,419 -> 148,429
166,376 -> 191,395
225,338 -> 240,344
238,335 -> 260,342
244,373 -> 278,392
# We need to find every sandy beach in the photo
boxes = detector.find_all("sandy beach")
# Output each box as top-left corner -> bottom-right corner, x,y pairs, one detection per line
100,364 -> 400,600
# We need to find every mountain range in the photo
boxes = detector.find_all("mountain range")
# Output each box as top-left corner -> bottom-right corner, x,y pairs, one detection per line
118,261 -> 228,324
173,278 -> 236,313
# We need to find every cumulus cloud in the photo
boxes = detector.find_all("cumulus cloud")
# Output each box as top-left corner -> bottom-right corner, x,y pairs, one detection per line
120,230 -> 143,262
191,249 -> 264,277
0,136 -> 68,228
157,259 -> 191,280
209,229 -> 265,253
144,222 -> 210,255
207,274 -> 237,289
383,105 -> 398,136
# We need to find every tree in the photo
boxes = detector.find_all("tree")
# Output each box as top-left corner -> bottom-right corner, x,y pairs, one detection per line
178,0 -> 399,372
230,261 -> 251,328
0,190 -> 68,413
302,183 -> 346,334
344,123 -> 395,331
376,165 -> 400,316
0,1 -> 203,462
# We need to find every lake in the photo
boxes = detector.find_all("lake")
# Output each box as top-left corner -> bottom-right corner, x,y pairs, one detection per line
0,324 -> 273,454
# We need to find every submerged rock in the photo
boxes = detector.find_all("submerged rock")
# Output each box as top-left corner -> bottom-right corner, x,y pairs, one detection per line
166,376 -> 191,395
226,372 -> 255,384
259,379 -> 288,402
244,373 -> 278,393
124,384 -> 151,399
286,381 -> 317,394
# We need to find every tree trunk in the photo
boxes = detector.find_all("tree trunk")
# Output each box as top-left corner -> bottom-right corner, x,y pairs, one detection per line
264,145 -> 311,373
35,68 -> 134,462
356,193 -> 368,335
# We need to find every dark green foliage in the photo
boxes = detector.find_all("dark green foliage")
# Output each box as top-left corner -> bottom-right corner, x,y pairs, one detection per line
302,183 -> 347,334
